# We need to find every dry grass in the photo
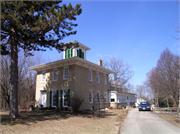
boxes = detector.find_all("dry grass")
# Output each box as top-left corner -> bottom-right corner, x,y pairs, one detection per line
156,113 -> 180,128
0,109 -> 128,134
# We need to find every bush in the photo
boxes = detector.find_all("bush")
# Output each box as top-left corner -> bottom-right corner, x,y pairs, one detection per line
71,97 -> 84,113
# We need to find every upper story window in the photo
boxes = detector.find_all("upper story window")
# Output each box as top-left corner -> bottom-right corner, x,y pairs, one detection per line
65,48 -> 73,59
104,75 -> 107,85
77,49 -> 84,59
96,73 -> 99,83
42,72 -> 46,82
63,67 -> 69,80
53,69 -> 58,81
89,70 -> 92,81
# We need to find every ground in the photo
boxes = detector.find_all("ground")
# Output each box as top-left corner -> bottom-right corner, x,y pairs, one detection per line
0,109 -> 128,134
122,108 -> 180,134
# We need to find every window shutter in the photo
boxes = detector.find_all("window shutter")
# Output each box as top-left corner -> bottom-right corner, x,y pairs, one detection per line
77,50 -> 79,57
68,89 -> 70,107
60,90 -> 63,108
79,49 -> 82,58
65,49 -> 67,59
56,90 -> 59,107
71,49 -> 73,57
50,91 -> 52,107
68,49 -> 70,58
82,52 -> 84,59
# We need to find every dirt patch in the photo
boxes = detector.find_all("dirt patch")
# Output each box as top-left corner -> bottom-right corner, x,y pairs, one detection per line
1,109 -> 128,134
156,113 -> 180,128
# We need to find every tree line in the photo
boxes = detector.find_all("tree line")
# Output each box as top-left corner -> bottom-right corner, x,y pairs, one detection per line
135,48 -> 179,113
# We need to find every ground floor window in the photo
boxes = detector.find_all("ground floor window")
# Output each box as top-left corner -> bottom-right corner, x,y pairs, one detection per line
111,98 -> 115,102
61,89 -> 70,107
50,90 -> 59,107
97,93 -> 100,103
89,92 -> 93,103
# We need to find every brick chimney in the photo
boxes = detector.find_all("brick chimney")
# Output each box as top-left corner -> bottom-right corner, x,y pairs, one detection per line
98,60 -> 102,66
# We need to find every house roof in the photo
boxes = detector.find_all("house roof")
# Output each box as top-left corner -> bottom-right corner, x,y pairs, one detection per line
29,56 -> 114,74
110,91 -> 136,96
66,40 -> 91,51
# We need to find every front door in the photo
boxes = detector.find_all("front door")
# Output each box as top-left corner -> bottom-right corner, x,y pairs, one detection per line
42,92 -> 47,107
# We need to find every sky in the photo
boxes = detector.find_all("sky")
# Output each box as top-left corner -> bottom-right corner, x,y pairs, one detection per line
40,0 -> 180,88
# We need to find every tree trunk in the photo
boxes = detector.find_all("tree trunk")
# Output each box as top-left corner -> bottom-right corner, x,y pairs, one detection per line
9,36 -> 19,118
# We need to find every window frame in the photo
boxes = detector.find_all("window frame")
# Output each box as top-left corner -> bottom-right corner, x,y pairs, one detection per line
62,90 -> 69,107
96,72 -> 100,83
42,71 -> 46,83
52,90 -> 57,107
97,92 -> 100,103
89,70 -> 92,82
89,92 -> 93,103
105,93 -> 107,103
63,67 -> 69,80
53,69 -> 58,81
104,74 -> 107,85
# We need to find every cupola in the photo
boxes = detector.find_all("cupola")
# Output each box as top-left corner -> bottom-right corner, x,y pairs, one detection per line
63,40 -> 90,60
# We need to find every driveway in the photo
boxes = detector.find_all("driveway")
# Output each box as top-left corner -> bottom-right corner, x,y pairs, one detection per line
122,108 -> 180,134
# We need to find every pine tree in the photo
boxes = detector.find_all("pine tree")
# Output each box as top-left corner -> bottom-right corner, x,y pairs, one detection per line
1,1 -> 82,118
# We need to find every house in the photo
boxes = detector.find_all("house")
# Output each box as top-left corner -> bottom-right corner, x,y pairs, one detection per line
29,40 -> 114,110
109,80 -> 137,108
29,40 -> 136,110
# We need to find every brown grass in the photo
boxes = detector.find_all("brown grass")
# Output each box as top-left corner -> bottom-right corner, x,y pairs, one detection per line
156,113 -> 180,128
0,109 -> 128,134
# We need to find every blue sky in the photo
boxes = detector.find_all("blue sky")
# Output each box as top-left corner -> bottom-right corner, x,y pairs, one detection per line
41,0 -> 179,87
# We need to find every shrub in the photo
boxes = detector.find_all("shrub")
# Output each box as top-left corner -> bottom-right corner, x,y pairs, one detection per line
71,96 -> 84,113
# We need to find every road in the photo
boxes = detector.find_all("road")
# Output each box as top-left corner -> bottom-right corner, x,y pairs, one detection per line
122,108 -> 180,134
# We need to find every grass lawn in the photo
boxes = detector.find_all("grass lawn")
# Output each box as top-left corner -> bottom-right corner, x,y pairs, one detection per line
0,109 -> 129,134
156,113 -> 180,129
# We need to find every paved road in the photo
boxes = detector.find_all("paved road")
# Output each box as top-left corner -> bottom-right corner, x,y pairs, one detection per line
122,108 -> 180,134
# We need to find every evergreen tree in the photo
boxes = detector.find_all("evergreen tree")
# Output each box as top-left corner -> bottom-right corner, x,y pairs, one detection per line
1,1 -> 82,118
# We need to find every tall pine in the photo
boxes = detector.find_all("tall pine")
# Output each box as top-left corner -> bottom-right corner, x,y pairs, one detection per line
1,1 -> 82,118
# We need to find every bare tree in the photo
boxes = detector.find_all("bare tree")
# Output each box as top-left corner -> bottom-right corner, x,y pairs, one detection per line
0,51 -> 42,110
145,48 -> 179,111
103,57 -> 134,85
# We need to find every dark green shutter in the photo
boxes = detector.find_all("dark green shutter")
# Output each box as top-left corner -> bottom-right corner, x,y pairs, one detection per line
65,50 -> 67,59
50,91 -> 52,107
82,52 -> 84,59
60,90 -> 63,108
56,90 -> 59,107
79,49 -> 82,58
68,89 -> 70,107
68,49 -> 70,58
71,49 -> 73,57
77,50 -> 79,57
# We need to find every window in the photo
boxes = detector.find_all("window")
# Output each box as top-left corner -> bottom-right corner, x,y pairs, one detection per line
89,92 -> 93,103
96,73 -> 99,83
104,75 -> 107,85
89,70 -> 92,81
52,90 -> 58,107
127,96 -> 128,100
77,49 -> 84,59
65,48 -> 73,59
63,90 -> 70,107
111,98 -> 115,102
42,72 -> 46,82
63,67 -> 69,79
105,93 -> 107,103
53,69 -> 58,81
97,93 -> 100,103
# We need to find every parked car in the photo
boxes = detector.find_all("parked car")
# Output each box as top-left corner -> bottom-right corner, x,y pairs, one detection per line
139,102 -> 151,111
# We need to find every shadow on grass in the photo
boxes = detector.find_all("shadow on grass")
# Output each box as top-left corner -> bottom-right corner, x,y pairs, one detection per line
1,110 -> 70,126
1,109 -> 126,126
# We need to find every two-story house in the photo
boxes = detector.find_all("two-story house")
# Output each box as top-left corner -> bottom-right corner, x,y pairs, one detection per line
29,40 -> 114,110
